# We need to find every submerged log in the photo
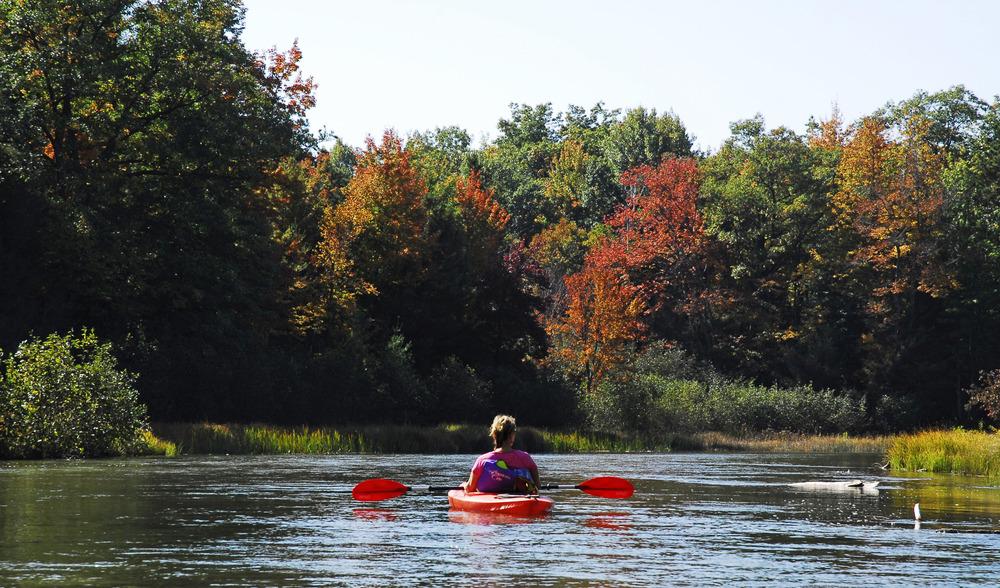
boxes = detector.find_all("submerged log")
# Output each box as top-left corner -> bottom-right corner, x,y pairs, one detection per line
788,480 -> 880,493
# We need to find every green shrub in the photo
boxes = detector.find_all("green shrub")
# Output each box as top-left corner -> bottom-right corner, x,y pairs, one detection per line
652,378 -> 867,434
0,330 -> 150,458
372,333 -> 431,423
582,376 -> 671,433
579,345 -> 867,435
632,346 -> 714,381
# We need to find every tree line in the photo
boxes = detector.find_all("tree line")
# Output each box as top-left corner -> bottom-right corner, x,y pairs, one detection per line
2,1 -> 998,429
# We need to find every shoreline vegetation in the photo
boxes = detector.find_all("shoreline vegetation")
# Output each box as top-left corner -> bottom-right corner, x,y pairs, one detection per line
143,425 -> 1000,480
146,423 -> 894,456
887,429 -> 1000,482
148,423 -> 671,455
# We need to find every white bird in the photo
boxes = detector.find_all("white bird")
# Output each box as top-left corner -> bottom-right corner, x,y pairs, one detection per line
914,503 -> 922,521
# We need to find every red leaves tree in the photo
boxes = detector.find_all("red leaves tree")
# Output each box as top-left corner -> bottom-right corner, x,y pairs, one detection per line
547,158 -> 706,391
258,40 -> 317,129
595,158 -> 704,298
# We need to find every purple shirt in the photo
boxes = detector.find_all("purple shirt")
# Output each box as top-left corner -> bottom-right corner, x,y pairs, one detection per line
468,449 -> 538,492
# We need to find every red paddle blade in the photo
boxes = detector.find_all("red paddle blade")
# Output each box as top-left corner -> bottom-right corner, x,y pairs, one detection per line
352,478 -> 409,501
578,476 -> 634,499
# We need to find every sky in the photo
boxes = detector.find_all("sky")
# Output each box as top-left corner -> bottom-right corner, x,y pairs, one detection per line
240,0 -> 1000,152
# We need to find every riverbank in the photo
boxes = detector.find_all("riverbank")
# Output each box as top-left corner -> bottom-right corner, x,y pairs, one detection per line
147,423 -> 893,455
52,423 -> 1000,481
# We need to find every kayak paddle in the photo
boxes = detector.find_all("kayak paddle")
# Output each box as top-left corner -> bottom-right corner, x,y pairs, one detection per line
351,479 -> 458,501
568,476 -> 635,499
351,476 -> 634,501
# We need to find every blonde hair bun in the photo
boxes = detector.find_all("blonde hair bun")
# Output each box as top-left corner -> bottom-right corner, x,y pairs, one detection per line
489,414 -> 517,448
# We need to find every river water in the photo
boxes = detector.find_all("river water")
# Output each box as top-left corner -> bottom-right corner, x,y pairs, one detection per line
1,453 -> 998,586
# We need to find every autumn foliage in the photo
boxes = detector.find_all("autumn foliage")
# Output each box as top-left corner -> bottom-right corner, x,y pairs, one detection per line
310,132 -> 428,332
546,266 -> 646,393
259,40 -> 317,126
596,158 -> 704,296
454,170 -> 510,260
832,114 -> 956,387
839,117 -> 951,298
546,158 -> 705,390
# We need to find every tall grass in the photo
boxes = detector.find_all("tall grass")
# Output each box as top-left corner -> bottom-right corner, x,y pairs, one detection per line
678,431 -> 890,453
887,429 -> 1000,480
139,429 -> 178,457
151,423 -> 672,455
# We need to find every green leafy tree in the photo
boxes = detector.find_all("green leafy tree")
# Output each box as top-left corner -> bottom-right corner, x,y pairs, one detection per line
880,85 -> 988,156
408,126 -> 473,205
544,139 -> 589,217
497,103 -> 562,147
559,103 -> 623,227
479,105 -> 562,236
699,117 -> 843,383
942,99 -> 1000,415
603,107 -> 693,176
0,0 -> 313,420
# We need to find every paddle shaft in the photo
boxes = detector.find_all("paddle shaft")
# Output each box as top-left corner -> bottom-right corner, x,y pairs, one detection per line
405,483 -> 581,493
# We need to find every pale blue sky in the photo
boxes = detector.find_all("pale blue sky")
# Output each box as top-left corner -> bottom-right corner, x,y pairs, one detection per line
240,0 -> 999,152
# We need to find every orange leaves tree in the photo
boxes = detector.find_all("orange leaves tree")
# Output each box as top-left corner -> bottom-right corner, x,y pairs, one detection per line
264,143 -> 356,336
442,168 -> 545,376
301,131 -> 437,421
313,132 -> 429,335
308,133 -> 548,421
834,115 -> 954,392
838,117 -> 951,298
546,267 -> 646,394
454,170 -> 510,270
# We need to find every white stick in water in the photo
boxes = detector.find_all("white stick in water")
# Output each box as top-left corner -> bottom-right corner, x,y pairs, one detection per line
914,503 -> 922,521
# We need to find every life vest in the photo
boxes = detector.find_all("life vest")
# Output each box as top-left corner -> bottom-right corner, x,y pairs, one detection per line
477,459 -> 535,493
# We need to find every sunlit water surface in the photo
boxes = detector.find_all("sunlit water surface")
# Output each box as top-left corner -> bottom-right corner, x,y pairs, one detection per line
2,453 -> 998,586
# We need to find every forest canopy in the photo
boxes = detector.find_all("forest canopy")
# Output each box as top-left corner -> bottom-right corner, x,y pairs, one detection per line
2,1 -> 999,431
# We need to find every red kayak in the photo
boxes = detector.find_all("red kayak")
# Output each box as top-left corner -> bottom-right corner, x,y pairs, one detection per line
447,489 -> 554,516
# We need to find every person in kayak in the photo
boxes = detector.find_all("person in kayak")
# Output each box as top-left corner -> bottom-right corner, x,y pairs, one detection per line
463,414 -> 540,494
